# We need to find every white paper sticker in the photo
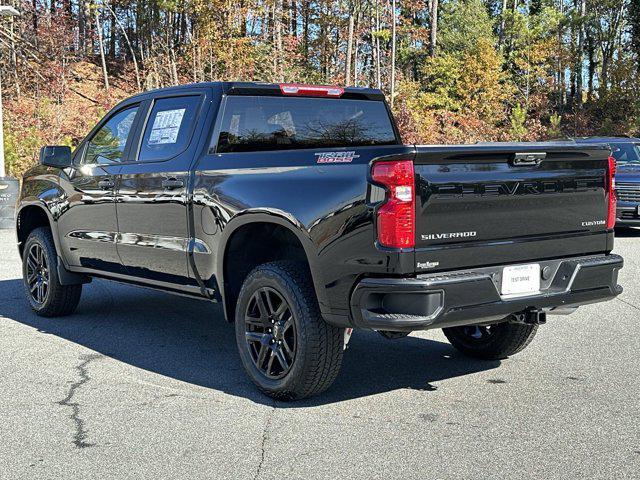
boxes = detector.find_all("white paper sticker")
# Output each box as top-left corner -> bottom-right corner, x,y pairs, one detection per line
148,108 -> 185,145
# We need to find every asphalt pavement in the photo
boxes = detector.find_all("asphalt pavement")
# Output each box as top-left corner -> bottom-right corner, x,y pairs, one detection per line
0,228 -> 638,479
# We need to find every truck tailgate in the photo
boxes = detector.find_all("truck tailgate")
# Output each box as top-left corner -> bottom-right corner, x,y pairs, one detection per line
413,143 -> 614,272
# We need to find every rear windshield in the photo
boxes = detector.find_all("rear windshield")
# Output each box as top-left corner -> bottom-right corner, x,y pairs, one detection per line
213,96 -> 398,153
611,142 -> 640,164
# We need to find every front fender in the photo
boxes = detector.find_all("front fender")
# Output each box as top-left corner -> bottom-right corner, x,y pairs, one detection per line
16,170 -> 67,263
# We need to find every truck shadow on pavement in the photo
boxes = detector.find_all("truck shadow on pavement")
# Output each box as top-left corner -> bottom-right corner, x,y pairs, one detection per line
615,227 -> 640,237
0,277 -> 500,407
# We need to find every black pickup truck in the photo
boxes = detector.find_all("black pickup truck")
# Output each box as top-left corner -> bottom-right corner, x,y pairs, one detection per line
573,136 -> 640,227
17,82 -> 623,399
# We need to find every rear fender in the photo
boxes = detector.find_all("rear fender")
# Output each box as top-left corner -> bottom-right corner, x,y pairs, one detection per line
216,209 -> 329,321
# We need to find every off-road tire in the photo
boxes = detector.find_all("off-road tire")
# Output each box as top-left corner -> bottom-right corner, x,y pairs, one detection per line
443,321 -> 538,360
235,261 -> 344,400
22,227 -> 82,317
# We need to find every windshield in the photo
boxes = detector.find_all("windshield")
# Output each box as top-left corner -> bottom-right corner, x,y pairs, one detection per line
611,142 -> 640,165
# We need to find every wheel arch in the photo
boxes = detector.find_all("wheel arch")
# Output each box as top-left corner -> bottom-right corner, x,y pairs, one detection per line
217,211 -> 327,322
15,203 -> 59,259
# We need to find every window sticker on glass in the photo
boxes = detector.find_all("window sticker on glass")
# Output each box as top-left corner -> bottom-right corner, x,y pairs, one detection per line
148,108 -> 185,145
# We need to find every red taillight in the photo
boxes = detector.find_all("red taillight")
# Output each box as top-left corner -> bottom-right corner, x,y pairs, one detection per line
279,83 -> 344,97
606,155 -> 617,229
372,160 -> 415,249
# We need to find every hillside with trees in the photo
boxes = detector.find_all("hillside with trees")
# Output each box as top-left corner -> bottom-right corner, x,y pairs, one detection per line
0,0 -> 638,176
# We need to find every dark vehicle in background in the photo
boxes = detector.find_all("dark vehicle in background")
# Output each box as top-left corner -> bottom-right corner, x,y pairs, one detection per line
574,137 -> 640,227
16,82 -> 623,400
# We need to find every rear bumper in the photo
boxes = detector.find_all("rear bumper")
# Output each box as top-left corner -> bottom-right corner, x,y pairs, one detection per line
349,254 -> 623,332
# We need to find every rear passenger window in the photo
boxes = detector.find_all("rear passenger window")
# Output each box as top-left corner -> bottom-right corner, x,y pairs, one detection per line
138,96 -> 201,162
213,96 -> 398,153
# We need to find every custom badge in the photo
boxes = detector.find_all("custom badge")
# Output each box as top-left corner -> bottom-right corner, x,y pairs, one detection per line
315,151 -> 360,163
581,220 -> 606,227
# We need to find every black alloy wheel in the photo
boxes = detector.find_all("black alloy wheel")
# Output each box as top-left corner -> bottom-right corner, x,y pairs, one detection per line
244,287 -> 297,379
25,242 -> 49,305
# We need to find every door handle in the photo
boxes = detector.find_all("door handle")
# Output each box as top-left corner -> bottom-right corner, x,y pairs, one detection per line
162,178 -> 184,190
98,179 -> 115,190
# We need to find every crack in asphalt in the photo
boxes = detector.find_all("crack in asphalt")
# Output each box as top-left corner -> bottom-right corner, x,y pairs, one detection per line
616,296 -> 640,313
254,405 -> 275,480
57,353 -> 103,449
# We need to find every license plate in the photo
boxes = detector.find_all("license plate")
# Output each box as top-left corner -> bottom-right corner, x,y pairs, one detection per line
501,264 -> 540,296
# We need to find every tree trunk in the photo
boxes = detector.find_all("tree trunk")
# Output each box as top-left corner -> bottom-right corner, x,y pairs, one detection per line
32,0 -> 38,40
62,0 -> 72,16
109,4 -> 117,59
302,1 -> 309,63
170,48 -> 179,85
375,0 -> 381,89
587,34 -> 596,102
274,0 -> 284,82
429,0 -> 438,57
498,0 -> 508,49
239,0 -> 247,36
283,0 -> 289,36
598,1 -> 625,93
78,1 -> 85,54
575,0 -> 586,108
9,7 -> 20,98
262,4 -> 270,42
391,0 -> 396,106
291,0 -> 297,36
85,3 -> 93,57
95,9 -> 110,90
354,12 -> 360,86
557,0 -> 564,109
569,12 -> 576,107
345,14 -> 354,85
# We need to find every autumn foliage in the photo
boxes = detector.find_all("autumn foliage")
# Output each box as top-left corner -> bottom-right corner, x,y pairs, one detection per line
1,1 -> 639,177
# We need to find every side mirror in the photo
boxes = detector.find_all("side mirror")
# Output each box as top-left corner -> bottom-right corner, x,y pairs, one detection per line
39,146 -> 72,168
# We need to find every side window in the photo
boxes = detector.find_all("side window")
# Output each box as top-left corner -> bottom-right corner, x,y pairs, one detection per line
137,96 -> 201,162
84,106 -> 139,165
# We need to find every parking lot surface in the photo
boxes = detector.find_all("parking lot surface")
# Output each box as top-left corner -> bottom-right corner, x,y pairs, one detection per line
0,228 -> 638,479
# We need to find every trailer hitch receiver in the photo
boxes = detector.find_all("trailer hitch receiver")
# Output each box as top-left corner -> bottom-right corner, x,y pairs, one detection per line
509,309 -> 547,325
